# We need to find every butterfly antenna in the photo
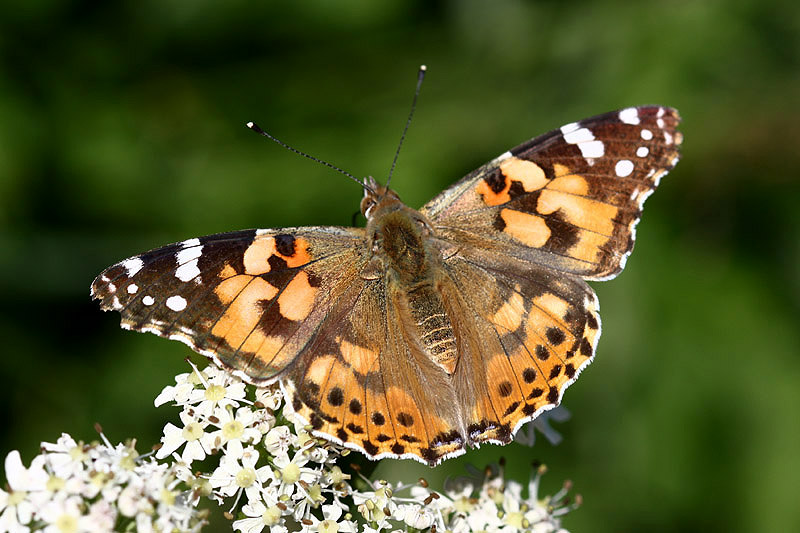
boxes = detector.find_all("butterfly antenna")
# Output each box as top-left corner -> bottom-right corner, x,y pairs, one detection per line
246,121 -> 376,195
385,64 -> 427,191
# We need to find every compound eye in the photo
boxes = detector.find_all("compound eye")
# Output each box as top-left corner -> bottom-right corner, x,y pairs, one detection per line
361,198 -> 376,218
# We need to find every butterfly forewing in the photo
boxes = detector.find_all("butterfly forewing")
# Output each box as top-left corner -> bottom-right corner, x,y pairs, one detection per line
92,228 -> 365,382
423,105 -> 682,280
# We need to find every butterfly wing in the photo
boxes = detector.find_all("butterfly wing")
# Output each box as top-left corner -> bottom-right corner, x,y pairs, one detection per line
442,246 -> 600,446
422,106 -> 682,280
421,106 -> 681,445
282,266 -> 467,465
91,227 -> 366,382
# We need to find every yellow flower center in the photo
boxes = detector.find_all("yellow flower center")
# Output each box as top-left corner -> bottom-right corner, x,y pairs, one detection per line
183,422 -> 204,441
55,514 -> 78,533
281,462 -> 300,484
204,384 -> 226,402
160,488 -> 176,506
8,491 -> 26,506
319,519 -> 339,533
505,511 -> 524,529
236,467 -> 257,488
46,476 -> 65,492
222,420 -> 244,441
262,506 -> 282,526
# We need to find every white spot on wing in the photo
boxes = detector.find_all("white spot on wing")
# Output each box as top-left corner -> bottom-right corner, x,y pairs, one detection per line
127,283 -> 138,294
122,258 -> 144,276
578,140 -> 604,158
175,243 -> 203,282
664,131 -> 673,145
142,295 -> 155,306
560,122 -> 580,134
640,129 -> 653,140
615,159 -> 634,177
563,127 -> 594,144
636,146 -> 649,157
619,108 -> 640,125
166,295 -> 187,312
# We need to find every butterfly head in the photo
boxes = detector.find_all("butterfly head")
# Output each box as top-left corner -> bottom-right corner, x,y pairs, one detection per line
360,176 -> 403,219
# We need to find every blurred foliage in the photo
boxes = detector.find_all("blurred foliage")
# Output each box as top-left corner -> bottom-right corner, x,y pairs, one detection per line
1,0 -> 799,532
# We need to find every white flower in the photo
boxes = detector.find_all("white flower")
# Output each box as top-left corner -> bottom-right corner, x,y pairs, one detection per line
83,499 -> 117,533
301,503 -> 357,533
396,502 -> 435,529
270,450 -> 319,499
187,367 -> 247,417
202,406 -> 262,459
254,386 -> 283,411
352,481 -> 397,526
39,495 -> 82,533
40,434 -> 87,479
154,369 -> 200,406
232,488 -> 286,533
0,487 -> 32,533
263,425 -> 293,457
5,451 -> 48,493
208,447 -> 272,502
156,411 -> 209,464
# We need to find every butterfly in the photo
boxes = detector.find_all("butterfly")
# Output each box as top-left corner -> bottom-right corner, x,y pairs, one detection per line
92,104 -> 682,466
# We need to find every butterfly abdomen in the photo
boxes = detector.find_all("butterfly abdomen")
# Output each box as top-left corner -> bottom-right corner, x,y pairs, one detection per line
406,284 -> 458,374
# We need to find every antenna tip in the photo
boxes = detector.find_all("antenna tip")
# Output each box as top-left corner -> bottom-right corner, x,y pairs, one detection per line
419,64 -> 427,71
246,121 -> 255,129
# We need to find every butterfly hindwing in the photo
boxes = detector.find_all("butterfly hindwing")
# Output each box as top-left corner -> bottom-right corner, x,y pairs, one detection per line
423,106 -> 682,280
443,246 -> 600,445
284,267 -> 466,464
92,227 -> 365,382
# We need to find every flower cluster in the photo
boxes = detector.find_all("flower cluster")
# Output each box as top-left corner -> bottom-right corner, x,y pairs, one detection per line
2,362 -> 580,532
0,434 -> 205,533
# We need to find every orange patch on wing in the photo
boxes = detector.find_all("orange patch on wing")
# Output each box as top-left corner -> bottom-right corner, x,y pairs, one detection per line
499,157 -> 548,191
537,190 -> 618,236
306,355 -> 336,385
339,338 -> 379,375
214,275 -> 252,305
552,163 -> 571,177
485,353 -> 523,418
476,177 -> 511,206
211,277 -> 278,348
533,293 -> 571,324
243,238 -> 276,275
282,237 -> 312,267
569,230 -> 610,264
500,209 -> 551,247
548,175 -> 589,195
278,271 -> 317,321
490,288 -> 525,332
219,263 -> 237,279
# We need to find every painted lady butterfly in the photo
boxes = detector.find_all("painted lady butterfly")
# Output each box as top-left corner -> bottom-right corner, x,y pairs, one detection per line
92,103 -> 682,466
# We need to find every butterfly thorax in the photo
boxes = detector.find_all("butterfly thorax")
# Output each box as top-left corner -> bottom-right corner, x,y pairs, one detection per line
363,187 -> 459,374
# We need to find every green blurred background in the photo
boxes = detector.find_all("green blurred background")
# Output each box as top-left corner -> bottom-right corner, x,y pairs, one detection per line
2,0 -> 799,531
